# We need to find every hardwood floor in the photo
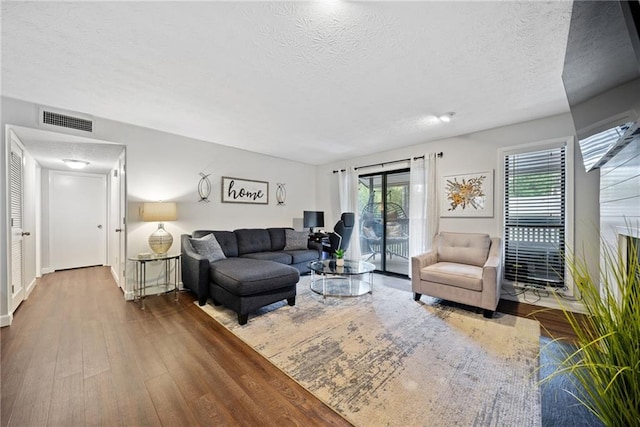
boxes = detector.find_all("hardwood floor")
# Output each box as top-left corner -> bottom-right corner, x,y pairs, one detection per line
1,267 -> 581,426
1,267 -> 349,427
497,298 -> 584,343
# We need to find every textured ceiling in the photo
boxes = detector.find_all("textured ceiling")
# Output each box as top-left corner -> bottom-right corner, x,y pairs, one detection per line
1,1 -> 573,165
10,126 -> 124,174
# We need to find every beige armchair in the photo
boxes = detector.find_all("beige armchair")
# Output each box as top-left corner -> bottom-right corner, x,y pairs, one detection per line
411,232 -> 502,318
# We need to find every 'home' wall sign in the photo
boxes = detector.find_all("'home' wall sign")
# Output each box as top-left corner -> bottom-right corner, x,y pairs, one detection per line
221,176 -> 269,205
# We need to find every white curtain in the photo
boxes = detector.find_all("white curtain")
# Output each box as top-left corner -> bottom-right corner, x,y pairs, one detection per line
338,168 -> 362,260
408,154 -> 439,276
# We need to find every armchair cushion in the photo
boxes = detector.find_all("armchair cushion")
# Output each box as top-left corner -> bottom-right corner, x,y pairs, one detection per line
437,232 -> 491,267
421,262 -> 483,292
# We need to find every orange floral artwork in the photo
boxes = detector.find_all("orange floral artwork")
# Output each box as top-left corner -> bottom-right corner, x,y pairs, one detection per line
445,174 -> 487,211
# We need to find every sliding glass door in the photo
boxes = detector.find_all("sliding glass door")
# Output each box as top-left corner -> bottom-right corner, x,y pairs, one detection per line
358,169 -> 410,276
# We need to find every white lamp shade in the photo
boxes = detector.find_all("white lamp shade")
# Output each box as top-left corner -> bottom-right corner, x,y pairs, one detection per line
142,202 -> 177,222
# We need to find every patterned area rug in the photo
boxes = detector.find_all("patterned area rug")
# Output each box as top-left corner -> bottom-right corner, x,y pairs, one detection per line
197,276 -> 541,426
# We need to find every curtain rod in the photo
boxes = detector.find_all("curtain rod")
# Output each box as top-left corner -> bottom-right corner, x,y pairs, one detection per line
332,152 -> 443,174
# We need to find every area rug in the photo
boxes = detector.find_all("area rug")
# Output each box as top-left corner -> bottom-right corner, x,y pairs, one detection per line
197,276 -> 541,426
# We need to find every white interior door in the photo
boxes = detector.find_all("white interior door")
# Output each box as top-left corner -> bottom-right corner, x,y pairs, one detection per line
10,136 -> 25,312
109,152 -> 126,289
51,171 -> 106,270
118,154 -> 127,289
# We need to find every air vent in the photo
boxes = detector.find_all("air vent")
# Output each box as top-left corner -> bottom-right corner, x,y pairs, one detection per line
41,109 -> 93,132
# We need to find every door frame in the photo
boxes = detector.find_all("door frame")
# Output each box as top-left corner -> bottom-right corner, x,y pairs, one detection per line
359,168 -> 411,276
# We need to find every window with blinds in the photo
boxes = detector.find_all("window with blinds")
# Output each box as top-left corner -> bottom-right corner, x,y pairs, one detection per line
503,145 -> 566,288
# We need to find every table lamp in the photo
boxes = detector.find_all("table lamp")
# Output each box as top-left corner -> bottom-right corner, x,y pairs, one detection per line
142,202 -> 177,255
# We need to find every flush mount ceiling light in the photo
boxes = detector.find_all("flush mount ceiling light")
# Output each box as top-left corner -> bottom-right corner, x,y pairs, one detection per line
62,159 -> 90,169
438,112 -> 455,123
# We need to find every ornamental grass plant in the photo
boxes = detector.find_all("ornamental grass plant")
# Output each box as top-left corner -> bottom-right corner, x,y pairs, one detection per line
543,235 -> 639,426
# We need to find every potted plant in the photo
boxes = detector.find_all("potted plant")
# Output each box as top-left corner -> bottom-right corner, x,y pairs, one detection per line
542,234 -> 639,426
335,248 -> 345,266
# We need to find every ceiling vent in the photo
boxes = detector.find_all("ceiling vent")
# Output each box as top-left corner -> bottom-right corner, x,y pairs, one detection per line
40,108 -> 93,132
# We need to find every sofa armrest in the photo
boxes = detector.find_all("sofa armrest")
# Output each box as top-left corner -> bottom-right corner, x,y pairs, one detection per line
307,240 -> 323,257
482,237 -> 502,309
180,234 -> 210,305
411,249 -> 437,278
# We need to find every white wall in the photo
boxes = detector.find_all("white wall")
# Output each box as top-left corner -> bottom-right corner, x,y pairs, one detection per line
316,112 -> 601,301
1,96 -> 318,315
599,138 -> 640,299
0,95 -> 601,321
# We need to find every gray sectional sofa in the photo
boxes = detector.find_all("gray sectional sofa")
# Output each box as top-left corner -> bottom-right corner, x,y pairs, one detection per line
181,228 -> 321,324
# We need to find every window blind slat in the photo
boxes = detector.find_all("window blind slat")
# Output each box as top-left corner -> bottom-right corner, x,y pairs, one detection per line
503,146 -> 566,288
10,151 -> 22,228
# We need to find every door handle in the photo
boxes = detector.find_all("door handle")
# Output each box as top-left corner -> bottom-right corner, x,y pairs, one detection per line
21,231 -> 31,236
115,228 -> 123,232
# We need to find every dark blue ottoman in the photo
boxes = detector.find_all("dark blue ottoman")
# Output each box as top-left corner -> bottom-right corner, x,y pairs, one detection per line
208,258 -> 299,325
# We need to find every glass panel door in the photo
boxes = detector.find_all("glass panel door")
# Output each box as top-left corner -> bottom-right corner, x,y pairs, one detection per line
359,169 -> 410,276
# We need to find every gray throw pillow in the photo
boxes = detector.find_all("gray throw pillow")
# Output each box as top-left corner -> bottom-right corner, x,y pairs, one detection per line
284,229 -> 309,251
190,233 -> 227,262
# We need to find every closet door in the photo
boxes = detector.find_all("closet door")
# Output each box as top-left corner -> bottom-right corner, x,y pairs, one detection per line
10,136 -> 25,311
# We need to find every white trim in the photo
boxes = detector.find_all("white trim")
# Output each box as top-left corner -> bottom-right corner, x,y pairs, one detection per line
0,314 -> 13,327
35,164 -> 41,278
497,136 -> 576,298
25,277 -> 37,299
124,290 -> 135,301
110,265 -> 119,284
41,267 -> 53,274
617,226 -> 640,239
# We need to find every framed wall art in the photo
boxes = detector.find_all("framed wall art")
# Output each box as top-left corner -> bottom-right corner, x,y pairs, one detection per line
440,170 -> 494,217
221,176 -> 269,204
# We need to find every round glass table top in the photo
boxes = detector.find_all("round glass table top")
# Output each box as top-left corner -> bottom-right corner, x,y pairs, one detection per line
308,259 -> 375,275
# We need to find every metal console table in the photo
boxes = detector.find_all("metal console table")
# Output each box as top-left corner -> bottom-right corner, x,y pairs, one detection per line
129,253 -> 181,309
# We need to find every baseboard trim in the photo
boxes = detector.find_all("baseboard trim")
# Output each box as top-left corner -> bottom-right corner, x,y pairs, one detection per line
0,314 -> 13,327
110,266 -> 119,284
41,267 -> 53,274
25,278 -> 37,299
124,290 -> 135,301
500,292 -> 587,314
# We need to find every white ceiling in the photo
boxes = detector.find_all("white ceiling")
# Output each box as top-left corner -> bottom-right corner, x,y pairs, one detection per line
9,126 -> 124,174
1,1 -> 573,166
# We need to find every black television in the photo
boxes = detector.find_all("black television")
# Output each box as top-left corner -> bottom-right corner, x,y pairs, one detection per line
303,211 -> 324,234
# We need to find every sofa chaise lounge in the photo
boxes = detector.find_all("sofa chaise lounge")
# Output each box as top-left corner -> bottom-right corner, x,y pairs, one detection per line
181,228 -> 321,324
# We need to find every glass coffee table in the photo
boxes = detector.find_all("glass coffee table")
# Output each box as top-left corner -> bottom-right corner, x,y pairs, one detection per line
309,259 -> 376,298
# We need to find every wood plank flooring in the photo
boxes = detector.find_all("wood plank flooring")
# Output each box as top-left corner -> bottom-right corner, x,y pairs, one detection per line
1,267 -> 349,426
1,267 -> 581,426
